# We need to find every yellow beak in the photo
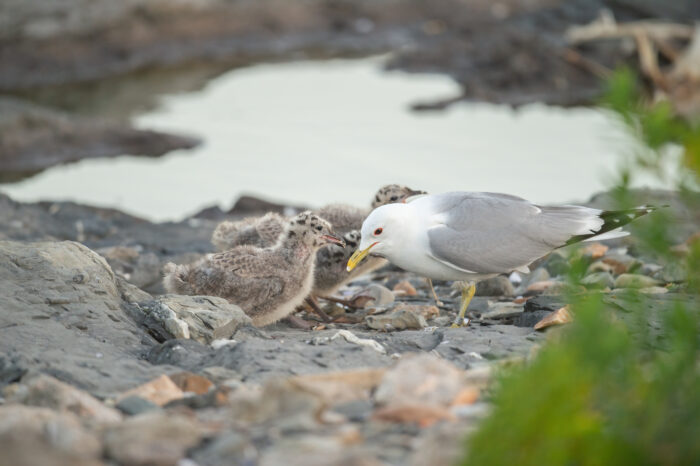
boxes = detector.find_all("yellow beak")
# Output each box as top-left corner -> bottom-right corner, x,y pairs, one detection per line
346,243 -> 377,271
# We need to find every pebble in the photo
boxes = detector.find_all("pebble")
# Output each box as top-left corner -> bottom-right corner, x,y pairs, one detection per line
581,272 -> 615,289
480,302 -> 524,320
116,395 -> 161,416
614,273 -> 663,289
366,309 -> 427,331
392,280 -> 418,296
475,276 -> 514,297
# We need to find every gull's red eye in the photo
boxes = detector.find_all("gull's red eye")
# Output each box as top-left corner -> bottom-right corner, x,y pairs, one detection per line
374,228 -> 383,236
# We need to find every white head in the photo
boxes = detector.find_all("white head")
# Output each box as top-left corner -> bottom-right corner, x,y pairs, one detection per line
346,203 -> 408,271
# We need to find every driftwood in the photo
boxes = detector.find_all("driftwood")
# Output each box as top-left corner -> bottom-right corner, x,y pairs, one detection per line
565,10 -> 700,117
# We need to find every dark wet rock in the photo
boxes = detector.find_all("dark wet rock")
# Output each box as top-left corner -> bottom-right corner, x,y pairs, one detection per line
0,405 -> 104,466
228,194 -> 307,216
0,97 -> 199,182
0,240 -> 169,397
475,275 -> 514,297
115,395 -> 161,416
524,296 -> 567,313
515,310 -> 554,328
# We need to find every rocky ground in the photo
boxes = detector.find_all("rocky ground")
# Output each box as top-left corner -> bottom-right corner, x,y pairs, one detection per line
0,188 -> 699,465
2,0 -> 698,180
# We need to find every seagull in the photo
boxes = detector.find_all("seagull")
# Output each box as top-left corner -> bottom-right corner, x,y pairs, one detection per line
347,191 -> 654,327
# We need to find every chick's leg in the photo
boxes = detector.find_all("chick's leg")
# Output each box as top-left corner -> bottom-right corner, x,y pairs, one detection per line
426,278 -> 443,307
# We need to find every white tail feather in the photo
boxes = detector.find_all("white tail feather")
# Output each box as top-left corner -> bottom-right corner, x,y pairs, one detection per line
583,227 -> 629,242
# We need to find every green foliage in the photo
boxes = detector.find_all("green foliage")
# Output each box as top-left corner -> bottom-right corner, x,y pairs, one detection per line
461,70 -> 700,466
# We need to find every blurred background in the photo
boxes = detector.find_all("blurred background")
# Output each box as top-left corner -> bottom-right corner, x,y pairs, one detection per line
2,0 -> 698,221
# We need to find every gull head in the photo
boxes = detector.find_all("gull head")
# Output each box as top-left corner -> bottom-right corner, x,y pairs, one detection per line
347,204 -> 407,271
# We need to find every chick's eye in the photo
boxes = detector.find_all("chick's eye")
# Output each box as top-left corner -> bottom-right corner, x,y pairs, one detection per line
315,225 -> 322,231
390,196 -> 398,201
374,228 -> 383,236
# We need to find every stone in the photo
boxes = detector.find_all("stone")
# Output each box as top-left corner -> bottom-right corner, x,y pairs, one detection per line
137,295 -> 252,344
104,412 -> 207,466
0,97 -> 199,180
526,280 -> 564,295
288,368 -> 387,405
652,262 -> 688,283
581,242 -> 608,259
355,284 -> 395,307
0,240 -> 167,398
191,431 -> 256,466
8,373 -> 121,423
365,309 -> 427,331
614,273 -> 663,289
587,260 -> 615,274
115,396 -> 161,416
393,280 -> 418,296
117,375 -> 184,407
391,303 -> 440,320
480,302 -> 524,320
581,271 -> 615,289
169,372 -> 214,395
374,354 -> 465,409
515,267 -> 551,294
99,246 -> 163,290
475,275 -> 514,296
540,251 -> 570,277
0,405 -> 103,466
602,253 -> 642,275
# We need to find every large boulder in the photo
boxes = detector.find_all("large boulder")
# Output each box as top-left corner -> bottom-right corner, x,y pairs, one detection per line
0,240 -> 167,397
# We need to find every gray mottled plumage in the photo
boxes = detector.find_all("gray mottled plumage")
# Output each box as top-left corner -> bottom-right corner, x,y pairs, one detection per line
164,212 -> 342,327
313,230 -> 386,296
210,184 -> 422,295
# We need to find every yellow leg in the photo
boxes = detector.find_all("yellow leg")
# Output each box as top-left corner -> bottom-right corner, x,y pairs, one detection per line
451,282 -> 476,328
426,278 -> 443,307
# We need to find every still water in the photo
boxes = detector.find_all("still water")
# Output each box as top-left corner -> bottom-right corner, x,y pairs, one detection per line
3,57 -> 642,221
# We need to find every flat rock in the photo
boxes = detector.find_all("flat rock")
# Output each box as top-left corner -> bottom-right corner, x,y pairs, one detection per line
136,294 -> 251,344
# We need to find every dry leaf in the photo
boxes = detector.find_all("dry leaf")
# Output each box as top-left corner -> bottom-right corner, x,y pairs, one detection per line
534,305 -> 573,331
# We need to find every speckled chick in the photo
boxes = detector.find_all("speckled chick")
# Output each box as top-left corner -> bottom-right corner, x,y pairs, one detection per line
211,184 -> 424,251
313,230 -> 384,296
164,212 -> 343,327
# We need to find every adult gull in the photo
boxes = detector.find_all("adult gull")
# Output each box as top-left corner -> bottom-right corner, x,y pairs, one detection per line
347,191 -> 654,327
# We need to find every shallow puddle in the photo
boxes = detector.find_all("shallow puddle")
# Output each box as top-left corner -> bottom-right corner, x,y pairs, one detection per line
2,57 -> 656,221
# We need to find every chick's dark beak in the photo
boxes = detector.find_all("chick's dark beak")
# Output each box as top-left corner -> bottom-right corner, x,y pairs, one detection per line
322,233 -> 345,247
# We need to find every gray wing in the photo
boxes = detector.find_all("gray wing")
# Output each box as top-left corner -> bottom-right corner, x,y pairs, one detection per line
426,192 -> 599,274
